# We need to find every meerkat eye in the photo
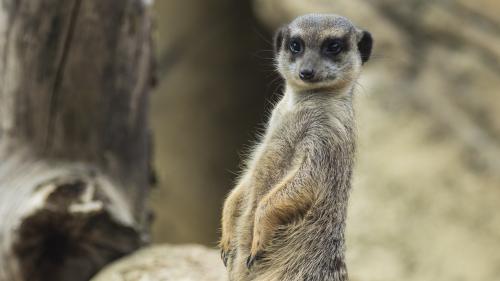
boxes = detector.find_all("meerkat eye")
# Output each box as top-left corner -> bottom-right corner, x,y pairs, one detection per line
324,39 -> 344,55
289,39 -> 302,54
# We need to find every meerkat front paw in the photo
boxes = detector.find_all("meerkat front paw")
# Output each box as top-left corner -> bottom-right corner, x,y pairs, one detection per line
246,234 -> 264,269
220,185 -> 245,267
219,236 -> 232,267
246,211 -> 268,268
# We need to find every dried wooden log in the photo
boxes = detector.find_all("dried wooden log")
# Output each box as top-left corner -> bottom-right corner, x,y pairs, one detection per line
0,1 -> 154,280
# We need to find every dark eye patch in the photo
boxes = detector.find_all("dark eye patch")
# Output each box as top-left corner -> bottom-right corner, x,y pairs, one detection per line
288,37 -> 304,55
321,37 -> 349,56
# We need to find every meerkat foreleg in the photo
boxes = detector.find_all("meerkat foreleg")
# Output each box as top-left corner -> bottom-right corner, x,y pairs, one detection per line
220,182 -> 245,266
246,164 -> 315,268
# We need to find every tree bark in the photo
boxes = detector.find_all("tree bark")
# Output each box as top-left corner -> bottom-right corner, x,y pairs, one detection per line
0,1 -> 154,281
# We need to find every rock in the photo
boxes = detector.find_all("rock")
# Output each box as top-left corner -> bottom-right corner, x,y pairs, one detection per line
91,244 -> 227,281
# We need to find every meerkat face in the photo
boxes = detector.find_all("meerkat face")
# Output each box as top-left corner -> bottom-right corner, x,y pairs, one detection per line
274,14 -> 373,92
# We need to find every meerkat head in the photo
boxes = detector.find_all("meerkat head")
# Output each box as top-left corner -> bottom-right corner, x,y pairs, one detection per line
274,14 -> 373,92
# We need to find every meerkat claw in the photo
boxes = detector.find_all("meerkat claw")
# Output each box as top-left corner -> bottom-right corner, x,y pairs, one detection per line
246,255 -> 255,269
246,252 -> 262,269
221,249 -> 229,267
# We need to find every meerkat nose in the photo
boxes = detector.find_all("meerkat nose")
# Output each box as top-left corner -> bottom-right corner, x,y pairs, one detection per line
299,68 -> 315,81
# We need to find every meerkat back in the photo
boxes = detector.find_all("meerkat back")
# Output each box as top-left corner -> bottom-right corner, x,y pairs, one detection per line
220,14 -> 373,281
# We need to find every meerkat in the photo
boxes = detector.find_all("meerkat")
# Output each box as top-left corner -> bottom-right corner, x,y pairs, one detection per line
219,14 -> 373,281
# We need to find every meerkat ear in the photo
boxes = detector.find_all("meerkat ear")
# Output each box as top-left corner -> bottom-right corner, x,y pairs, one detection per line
357,30 -> 373,64
274,26 -> 288,54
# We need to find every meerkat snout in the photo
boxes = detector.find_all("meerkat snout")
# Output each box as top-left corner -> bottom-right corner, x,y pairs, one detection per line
274,14 -> 373,91
299,68 -> 315,81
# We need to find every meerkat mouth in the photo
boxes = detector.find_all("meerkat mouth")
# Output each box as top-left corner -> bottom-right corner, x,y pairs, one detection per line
297,77 -> 337,87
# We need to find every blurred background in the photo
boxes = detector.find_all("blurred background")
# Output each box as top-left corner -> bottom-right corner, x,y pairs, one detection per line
149,0 -> 500,280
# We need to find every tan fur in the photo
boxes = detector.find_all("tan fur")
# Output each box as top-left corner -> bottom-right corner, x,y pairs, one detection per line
220,14 -> 372,281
